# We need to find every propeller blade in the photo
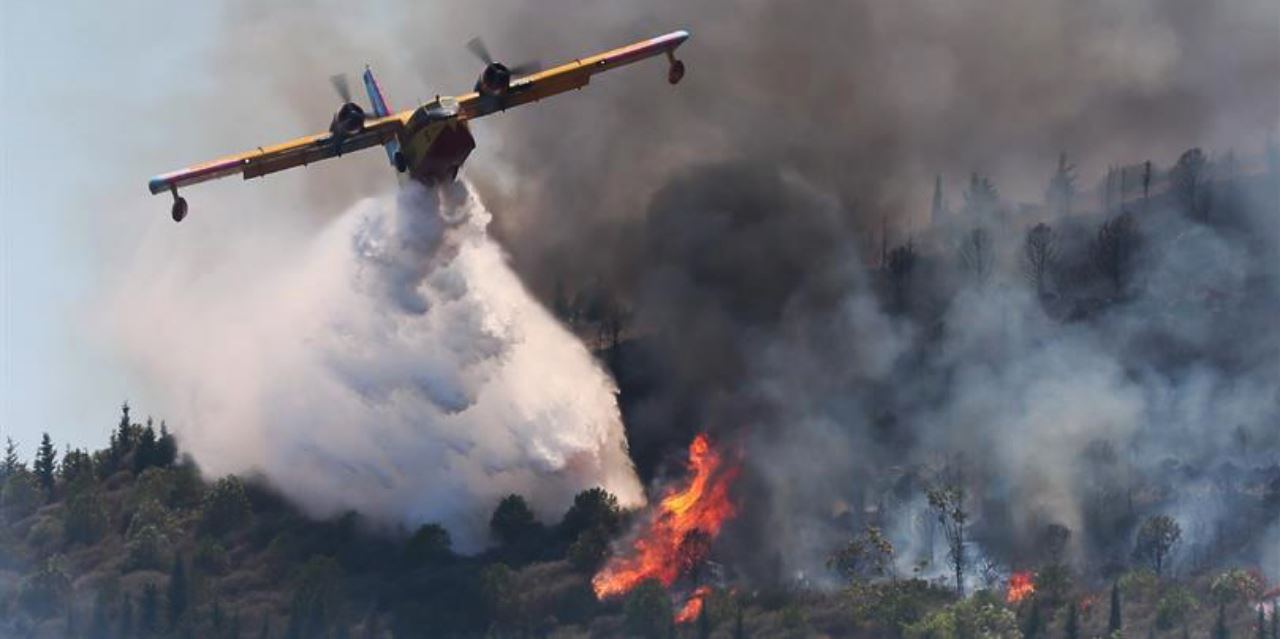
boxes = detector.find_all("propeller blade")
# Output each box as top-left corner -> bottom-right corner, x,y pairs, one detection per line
508,60 -> 542,76
329,73 -> 352,103
466,37 -> 493,65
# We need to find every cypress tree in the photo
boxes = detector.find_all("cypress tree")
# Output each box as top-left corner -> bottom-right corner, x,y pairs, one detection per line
259,615 -> 271,639
1215,601 -> 1230,639
134,419 -> 158,474
0,437 -> 21,480
142,583 -> 160,634
157,421 -> 178,467
34,433 -> 57,498
1259,606 -> 1267,639
1065,602 -> 1079,639
734,605 -> 747,639
119,593 -> 134,639
168,553 -> 188,628
88,591 -> 110,639
1025,601 -> 1044,639
1108,582 -> 1122,634
1271,600 -> 1277,639
698,601 -> 712,639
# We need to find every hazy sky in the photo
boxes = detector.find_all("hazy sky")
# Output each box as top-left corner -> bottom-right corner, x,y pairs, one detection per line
1,0 -> 1276,460
1,3 -> 218,453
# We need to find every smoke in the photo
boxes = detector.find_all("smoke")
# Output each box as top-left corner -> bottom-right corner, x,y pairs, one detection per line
100,0 -> 1278,578
109,181 -> 642,550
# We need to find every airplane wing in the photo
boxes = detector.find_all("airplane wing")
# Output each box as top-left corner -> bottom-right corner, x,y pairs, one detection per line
147,115 -> 407,195
454,30 -> 690,121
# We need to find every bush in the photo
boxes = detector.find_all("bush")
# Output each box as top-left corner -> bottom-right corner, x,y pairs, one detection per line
63,489 -> 109,545
624,579 -> 674,639
194,537 -> 230,576
1118,569 -> 1158,599
490,494 -> 539,547
1209,568 -> 1264,605
1,471 -> 41,520
17,555 -> 71,619
1155,586 -> 1197,630
124,524 -> 171,572
404,523 -> 453,568
559,487 -> 622,541
904,593 -> 1020,639
847,579 -> 947,633
126,498 -> 176,540
25,516 -> 63,551
200,475 -> 251,537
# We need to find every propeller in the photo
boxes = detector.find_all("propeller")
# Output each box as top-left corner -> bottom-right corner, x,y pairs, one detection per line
329,73 -> 353,103
466,37 -> 493,65
466,37 -> 542,77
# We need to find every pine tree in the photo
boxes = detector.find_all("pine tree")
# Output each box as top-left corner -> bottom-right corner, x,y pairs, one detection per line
168,553 -> 189,628
119,593 -> 134,639
1,437 -> 21,480
1215,601 -> 1230,639
157,421 -> 178,468
134,419 -> 158,474
142,583 -> 160,635
89,591 -> 111,639
1025,601 -> 1044,639
34,432 -> 57,498
1108,582 -> 1122,634
1065,602 -> 1079,639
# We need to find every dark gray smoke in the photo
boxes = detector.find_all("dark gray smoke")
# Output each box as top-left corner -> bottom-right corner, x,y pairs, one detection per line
118,1 -> 1279,581
457,0 -> 1280,584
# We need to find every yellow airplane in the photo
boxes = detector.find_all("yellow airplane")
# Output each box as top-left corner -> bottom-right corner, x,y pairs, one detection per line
149,31 -> 690,222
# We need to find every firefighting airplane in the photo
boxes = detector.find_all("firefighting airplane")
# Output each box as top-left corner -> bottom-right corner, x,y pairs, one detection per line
148,31 -> 690,222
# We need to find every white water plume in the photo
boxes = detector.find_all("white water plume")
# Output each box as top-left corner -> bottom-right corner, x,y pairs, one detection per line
112,181 -> 644,549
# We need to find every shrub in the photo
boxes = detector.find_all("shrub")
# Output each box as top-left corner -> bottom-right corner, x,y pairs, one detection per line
1118,569 -> 1159,599
904,593 -> 1020,639
124,524 -> 171,572
1155,586 -> 1197,630
1209,569 -> 1264,605
63,489 -> 109,545
624,579 -> 674,639
193,537 -> 230,576
404,523 -> 453,568
847,578 -> 947,633
17,555 -> 71,619
1,471 -> 41,520
25,516 -> 63,551
126,498 -> 176,540
200,475 -> 251,537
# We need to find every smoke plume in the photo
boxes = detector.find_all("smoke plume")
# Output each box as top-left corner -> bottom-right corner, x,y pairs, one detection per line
110,182 -> 643,550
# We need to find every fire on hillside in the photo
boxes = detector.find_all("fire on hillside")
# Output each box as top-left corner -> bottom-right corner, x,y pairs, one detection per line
592,433 -> 740,622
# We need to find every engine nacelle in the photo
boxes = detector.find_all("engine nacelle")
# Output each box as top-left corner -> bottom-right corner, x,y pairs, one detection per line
330,102 -> 366,137
475,62 -> 512,98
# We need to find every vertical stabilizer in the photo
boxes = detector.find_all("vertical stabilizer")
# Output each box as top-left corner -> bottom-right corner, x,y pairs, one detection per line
363,66 -> 402,168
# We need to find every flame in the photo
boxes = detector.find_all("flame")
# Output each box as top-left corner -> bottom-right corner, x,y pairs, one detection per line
1007,571 -> 1036,604
675,586 -> 713,624
592,434 -> 739,601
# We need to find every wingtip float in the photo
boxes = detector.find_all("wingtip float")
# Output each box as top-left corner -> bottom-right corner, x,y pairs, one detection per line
147,30 -> 691,223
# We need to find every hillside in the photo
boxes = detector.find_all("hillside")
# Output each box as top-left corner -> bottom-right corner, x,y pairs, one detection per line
0,404 -> 1276,638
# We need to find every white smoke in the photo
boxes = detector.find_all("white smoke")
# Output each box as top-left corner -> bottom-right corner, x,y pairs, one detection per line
110,181 -> 643,550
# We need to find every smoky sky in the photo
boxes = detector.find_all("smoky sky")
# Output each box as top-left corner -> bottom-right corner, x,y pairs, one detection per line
122,0 -> 1280,578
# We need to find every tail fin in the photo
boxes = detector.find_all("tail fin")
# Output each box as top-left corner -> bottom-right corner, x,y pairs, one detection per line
363,66 -> 402,168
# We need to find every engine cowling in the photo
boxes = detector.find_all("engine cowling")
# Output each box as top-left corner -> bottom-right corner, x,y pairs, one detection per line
475,62 -> 512,98
330,102 -> 366,137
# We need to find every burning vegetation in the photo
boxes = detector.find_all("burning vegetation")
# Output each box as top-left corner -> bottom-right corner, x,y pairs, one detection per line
592,433 -> 739,621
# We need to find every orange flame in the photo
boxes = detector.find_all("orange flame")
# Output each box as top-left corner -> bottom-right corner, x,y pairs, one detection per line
1007,571 -> 1036,604
592,434 -> 739,602
675,586 -> 713,624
